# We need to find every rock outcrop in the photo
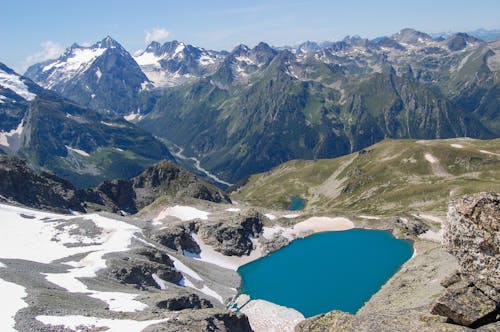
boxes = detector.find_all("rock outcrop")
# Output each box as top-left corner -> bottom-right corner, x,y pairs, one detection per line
152,224 -> 201,254
197,212 -> 264,256
156,293 -> 213,311
431,192 -> 499,328
0,156 -> 85,213
0,155 -> 230,215
105,248 -> 183,289
143,310 -> 253,332
95,160 -> 231,214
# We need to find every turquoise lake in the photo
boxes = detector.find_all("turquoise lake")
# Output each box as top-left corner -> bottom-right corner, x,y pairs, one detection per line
238,229 -> 413,317
288,195 -> 306,210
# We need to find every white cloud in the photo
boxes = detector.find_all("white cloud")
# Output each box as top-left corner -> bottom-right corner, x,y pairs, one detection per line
22,41 -> 64,71
144,27 -> 172,44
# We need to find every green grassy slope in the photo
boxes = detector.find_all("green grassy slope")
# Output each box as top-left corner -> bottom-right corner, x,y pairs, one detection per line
232,138 -> 500,216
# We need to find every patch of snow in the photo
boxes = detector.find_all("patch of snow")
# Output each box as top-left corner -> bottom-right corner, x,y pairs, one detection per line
264,213 -> 276,220
140,80 -> 150,91
0,277 -> 27,331
199,285 -> 223,303
413,213 -> 444,224
358,215 -> 381,220
42,47 -> 106,88
65,145 -> 90,157
152,273 -> 168,290
479,150 -> 500,157
133,51 -> 162,67
226,208 -> 240,212
0,262 -> 5,268
154,205 -> 210,222
235,55 -> 255,65
262,225 -> 292,241
36,315 -> 169,332
0,120 -> 24,152
0,69 -> 36,101
114,147 -> 124,152
173,43 -> 185,57
100,121 -> 119,127
189,233 -> 264,271
424,153 -> 438,164
199,54 -> 216,65
95,68 -> 102,81
418,228 -> 443,243
0,204 -> 152,315
44,213 -> 148,311
123,111 -> 141,121
283,213 -> 300,219
450,143 -> 464,149
170,256 -> 203,281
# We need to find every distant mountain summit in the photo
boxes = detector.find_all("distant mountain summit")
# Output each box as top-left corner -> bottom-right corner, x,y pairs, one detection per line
1,63 -> 173,187
133,40 -> 224,87
21,28 -> 500,184
25,36 -> 148,115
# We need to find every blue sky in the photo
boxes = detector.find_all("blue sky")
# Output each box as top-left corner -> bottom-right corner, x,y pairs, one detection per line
2,0 -> 499,72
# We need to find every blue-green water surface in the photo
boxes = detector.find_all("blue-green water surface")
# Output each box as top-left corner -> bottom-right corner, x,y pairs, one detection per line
238,229 -> 413,317
288,195 -> 306,210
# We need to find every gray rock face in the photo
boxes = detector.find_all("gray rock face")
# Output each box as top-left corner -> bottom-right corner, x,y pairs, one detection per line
152,224 -> 200,254
0,156 -> 85,213
197,212 -> 264,256
444,192 -> 499,287
95,159 -> 231,214
156,293 -> 213,311
432,192 -> 500,328
143,310 -> 253,332
106,248 -> 183,289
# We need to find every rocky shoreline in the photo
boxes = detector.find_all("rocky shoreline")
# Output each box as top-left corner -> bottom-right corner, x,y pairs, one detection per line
0,183 -> 498,331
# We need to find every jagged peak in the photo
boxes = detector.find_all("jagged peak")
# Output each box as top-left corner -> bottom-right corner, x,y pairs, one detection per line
95,35 -> 124,49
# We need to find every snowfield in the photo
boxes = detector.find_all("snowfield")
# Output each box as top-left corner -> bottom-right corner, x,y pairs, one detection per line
154,205 -> 210,222
0,68 -> 36,101
0,202 -> 155,330
0,278 -> 27,332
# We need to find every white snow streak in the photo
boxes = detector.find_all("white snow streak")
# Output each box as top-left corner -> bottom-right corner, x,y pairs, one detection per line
65,145 -> 90,157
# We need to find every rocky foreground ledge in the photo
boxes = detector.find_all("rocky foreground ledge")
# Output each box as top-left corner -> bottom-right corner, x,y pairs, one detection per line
296,192 -> 499,332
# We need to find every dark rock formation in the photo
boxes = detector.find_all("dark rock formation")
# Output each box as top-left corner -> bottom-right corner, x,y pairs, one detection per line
95,159 -> 231,214
0,155 -> 85,213
106,248 -> 182,289
152,224 -> 201,254
156,293 -> 213,311
197,212 -> 264,256
431,192 -> 499,328
394,216 -> 430,236
143,310 -> 252,332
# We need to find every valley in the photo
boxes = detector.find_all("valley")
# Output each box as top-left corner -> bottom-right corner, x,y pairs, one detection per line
0,17 -> 498,331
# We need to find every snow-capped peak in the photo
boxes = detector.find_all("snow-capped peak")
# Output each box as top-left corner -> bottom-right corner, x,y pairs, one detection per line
0,64 -> 36,101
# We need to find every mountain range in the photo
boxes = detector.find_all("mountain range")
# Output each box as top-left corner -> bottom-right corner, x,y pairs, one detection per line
11,28 -> 500,186
0,62 -> 173,187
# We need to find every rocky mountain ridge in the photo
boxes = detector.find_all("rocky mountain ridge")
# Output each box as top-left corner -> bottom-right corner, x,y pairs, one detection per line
0,155 -> 227,214
21,29 -> 500,184
1,62 -> 174,187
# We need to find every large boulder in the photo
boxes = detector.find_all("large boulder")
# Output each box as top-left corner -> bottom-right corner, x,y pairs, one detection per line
431,192 -> 499,328
197,212 -> 264,256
